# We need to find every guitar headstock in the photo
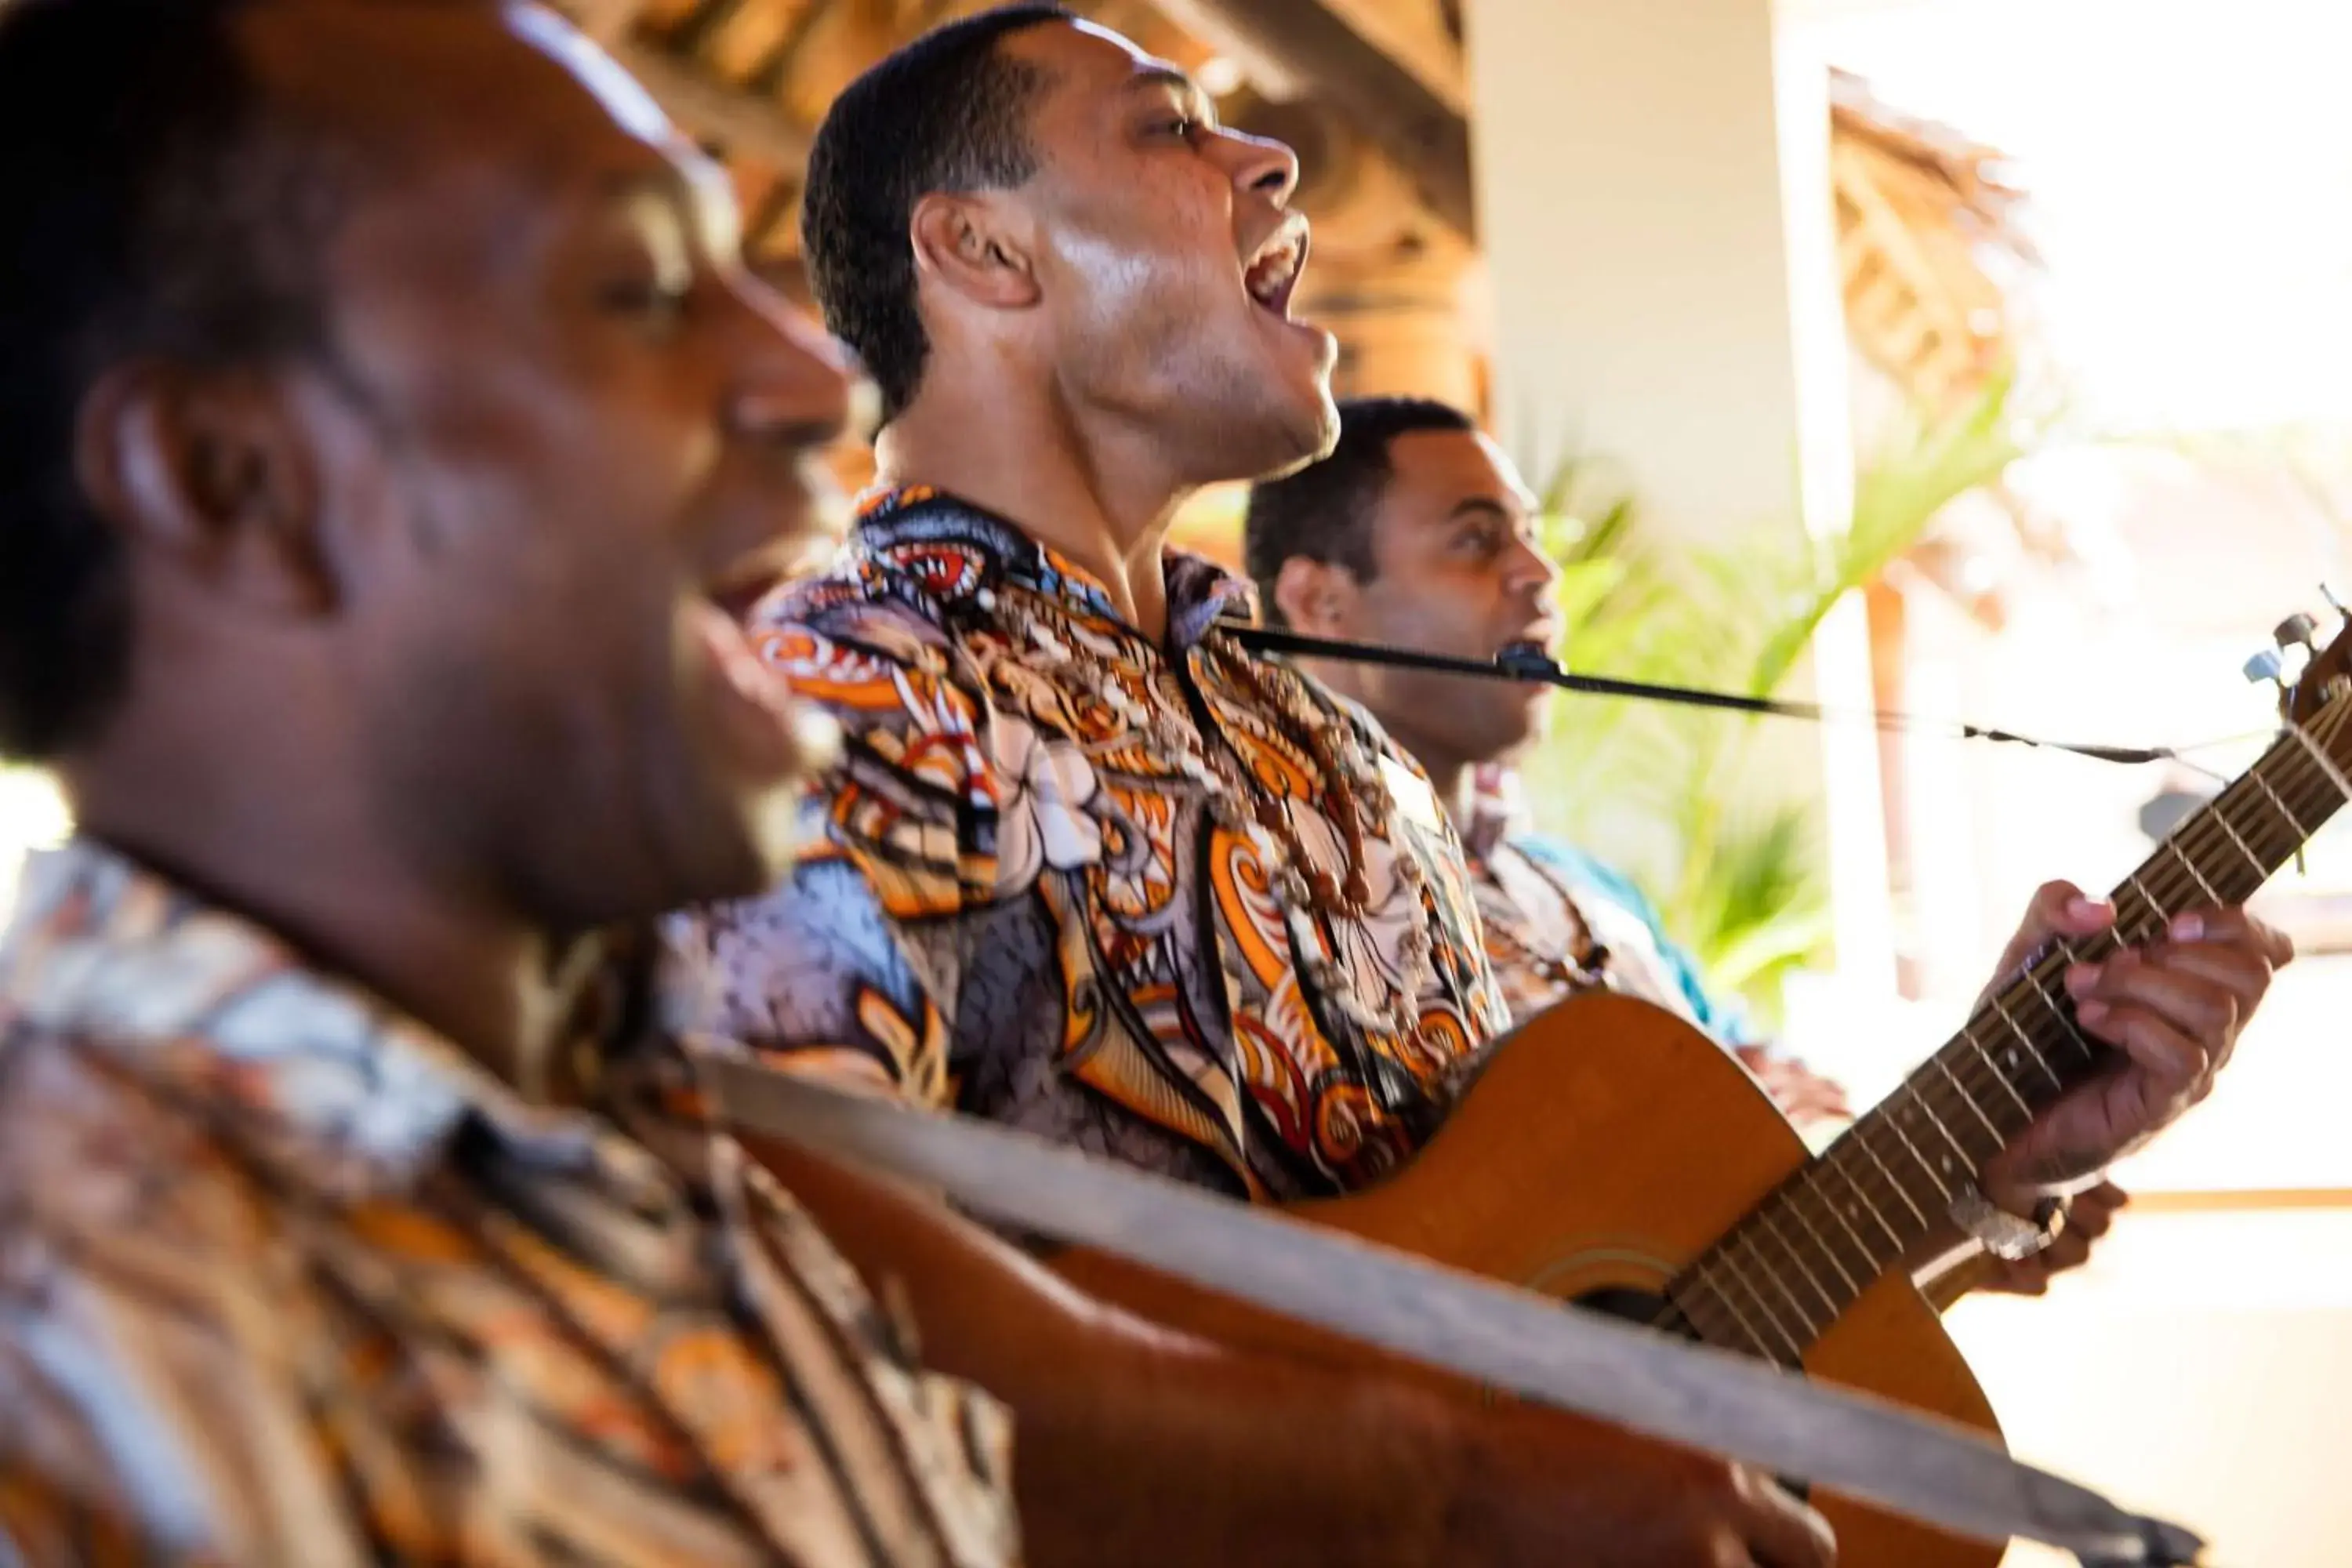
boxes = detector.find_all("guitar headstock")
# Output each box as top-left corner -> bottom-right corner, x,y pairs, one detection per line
2250,600 -> 2352,725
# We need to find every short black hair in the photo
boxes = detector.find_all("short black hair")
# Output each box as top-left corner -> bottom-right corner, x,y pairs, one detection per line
0,0 -> 342,759
801,5 -> 1070,424
1243,395 -> 1479,622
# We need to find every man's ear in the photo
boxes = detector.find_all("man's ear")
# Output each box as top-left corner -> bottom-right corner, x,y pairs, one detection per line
909,191 -> 1041,311
73,361 -> 334,616
1272,555 -> 1359,637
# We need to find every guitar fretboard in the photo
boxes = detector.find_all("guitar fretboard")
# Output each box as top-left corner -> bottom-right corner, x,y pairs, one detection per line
1668,690 -> 2352,1367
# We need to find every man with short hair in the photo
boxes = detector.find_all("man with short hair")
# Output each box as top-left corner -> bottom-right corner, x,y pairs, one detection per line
707,8 -> 1500,1203
0,2 -> 1858,1565
1242,394 -> 2152,1290
673,5 -> 2278,1554
666,9 -> 1857,1564
0,0 -> 1030,1560
1241,397 -> 1848,1119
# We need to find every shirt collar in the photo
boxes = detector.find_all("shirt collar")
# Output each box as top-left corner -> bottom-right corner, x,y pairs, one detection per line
0,837 -> 644,1201
1462,763 -> 1526,863
849,485 -> 1258,652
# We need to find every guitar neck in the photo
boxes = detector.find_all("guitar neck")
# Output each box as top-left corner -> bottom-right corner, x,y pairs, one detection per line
1672,694 -> 2352,1365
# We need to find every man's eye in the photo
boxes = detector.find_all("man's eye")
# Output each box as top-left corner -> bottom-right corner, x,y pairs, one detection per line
598,277 -> 691,322
1156,115 -> 1196,139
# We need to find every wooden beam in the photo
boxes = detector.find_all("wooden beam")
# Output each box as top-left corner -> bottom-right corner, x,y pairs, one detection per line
1316,0 -> 1468,115
569,0 -> 648,45
608,39 -> 813,166
1149,0 -> 1475,238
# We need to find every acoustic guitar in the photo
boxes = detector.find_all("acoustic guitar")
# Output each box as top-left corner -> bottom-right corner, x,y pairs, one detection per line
1054,608 -> 2352,1566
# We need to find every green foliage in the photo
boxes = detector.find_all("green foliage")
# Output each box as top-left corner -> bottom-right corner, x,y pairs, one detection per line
1514,371 -> 2030,1020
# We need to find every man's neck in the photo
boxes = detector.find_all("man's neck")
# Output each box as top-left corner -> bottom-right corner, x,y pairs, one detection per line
67,758 -> 583,1096
877,387 -> 1193,643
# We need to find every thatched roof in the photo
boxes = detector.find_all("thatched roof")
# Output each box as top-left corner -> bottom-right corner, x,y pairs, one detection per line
558,0 -> 2051,579
1831,67 -> 2037,416
586,1 -> 1238,283
564,0 -> 2036,424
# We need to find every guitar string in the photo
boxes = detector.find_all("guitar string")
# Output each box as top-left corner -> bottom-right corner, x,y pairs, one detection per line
1718,701 -> 2352,1347
1675,739 -> 2320,1359
1532,678 -> 2351,1352
1668,697 -> 2352,1358
1668,696 -> 2350,1351
1698,698 -> 2352,1352
1919,693 -> 2351,1166
1476,716 -> 2345,1356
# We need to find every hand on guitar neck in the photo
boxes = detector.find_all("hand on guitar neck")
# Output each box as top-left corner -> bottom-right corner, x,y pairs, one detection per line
1965,880 -> 2288,1227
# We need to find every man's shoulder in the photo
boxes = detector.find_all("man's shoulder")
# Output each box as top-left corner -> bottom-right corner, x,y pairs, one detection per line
1503,831 -> 1656,916
739,559 -> 1004,910
0,1021 -> 283,1258
1290,677 -> 1452,830
754,552 -> 968,680
1503,829 -> 1602,880
1284,668 -> 1414,770
0,1022 -> 313,1500
753,488 -> 1026,666
748,553 -> 996,774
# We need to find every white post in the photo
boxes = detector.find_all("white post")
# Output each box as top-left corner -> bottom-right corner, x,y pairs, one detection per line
1463,0 -> 1896,991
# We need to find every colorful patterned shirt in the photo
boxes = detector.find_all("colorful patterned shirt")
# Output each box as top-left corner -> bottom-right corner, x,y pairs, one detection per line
1462,772 -> 1853,1131
665,489 -> 1508,1201
1465,775 -> 1751,1042
0,840 -> 1017,1568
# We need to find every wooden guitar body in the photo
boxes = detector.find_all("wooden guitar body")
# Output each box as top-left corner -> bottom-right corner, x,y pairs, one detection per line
1057,992 -> 2002,1567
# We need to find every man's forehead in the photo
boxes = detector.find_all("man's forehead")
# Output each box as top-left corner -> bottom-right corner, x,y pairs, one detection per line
505,2 -> 672,146
245,0 -> 683,183
1388,428 -> 1537,514
1003,16 -> 1199,104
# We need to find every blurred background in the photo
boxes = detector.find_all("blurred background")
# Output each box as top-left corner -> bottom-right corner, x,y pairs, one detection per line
9,0 -> 2351,1559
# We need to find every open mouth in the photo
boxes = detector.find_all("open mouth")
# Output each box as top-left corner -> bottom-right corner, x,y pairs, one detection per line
1243,221 -> 1308,318
710,567 -> 785,628
706,529 -> 836,628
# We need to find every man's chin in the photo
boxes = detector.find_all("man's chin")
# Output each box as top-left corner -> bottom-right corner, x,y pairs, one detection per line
1227,383 -> 1340,485
637,782 -> 805,920
1299,383 -> 1342,460
1280,347 -> 1341,459
1486,701 -> 1550,764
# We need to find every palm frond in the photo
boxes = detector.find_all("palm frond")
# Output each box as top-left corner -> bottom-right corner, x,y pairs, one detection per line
1515,372 -> 2027,1020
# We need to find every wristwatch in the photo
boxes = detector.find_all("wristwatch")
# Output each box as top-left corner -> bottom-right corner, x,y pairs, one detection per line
1948,1185 -> 2067,1262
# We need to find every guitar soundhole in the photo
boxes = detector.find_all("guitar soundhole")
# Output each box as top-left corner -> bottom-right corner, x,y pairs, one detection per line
1571,1285 -> 1813,1504
1577,1285 -> 1688,1337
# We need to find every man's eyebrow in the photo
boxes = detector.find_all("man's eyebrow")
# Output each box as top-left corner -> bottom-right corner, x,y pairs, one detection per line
1124,64 -> 1213,116
595,163 -> 740,254
1445,497 -> 1519,522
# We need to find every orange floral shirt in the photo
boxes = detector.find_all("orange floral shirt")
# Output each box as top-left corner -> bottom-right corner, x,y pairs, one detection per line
666,489 -> 1508,1201
0,840 -> 1017,1568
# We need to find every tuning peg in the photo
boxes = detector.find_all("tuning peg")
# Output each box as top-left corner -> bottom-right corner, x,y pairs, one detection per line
2276,612 -> 2321,655
2245,648 -> 2287,687
2325,583 -> 2350,624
